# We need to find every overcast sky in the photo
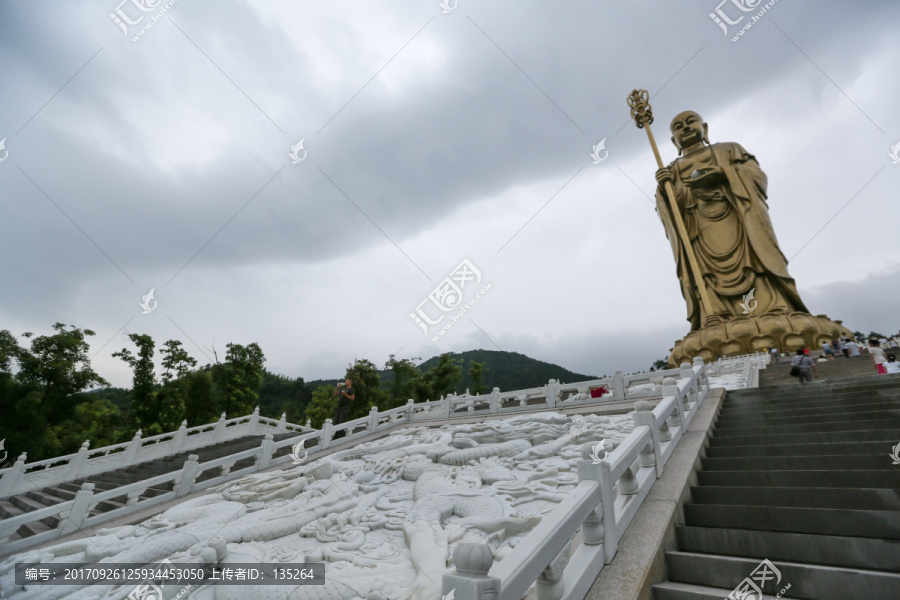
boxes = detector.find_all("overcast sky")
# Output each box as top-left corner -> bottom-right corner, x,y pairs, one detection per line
1,0 -> 898,390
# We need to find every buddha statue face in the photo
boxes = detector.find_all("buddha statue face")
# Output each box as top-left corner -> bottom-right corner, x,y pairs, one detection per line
670,111 -> 709,154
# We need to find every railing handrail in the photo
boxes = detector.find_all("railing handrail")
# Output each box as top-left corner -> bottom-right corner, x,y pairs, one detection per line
439,353 -> 768,600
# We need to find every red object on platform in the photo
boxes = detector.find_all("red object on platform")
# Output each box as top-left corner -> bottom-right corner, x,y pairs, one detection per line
590,387 -> 607,398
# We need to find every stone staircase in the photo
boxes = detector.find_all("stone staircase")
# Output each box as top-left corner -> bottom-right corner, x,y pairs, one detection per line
760,351 -> 882,386
0,432 -> 297,541
652,373 -> 900,599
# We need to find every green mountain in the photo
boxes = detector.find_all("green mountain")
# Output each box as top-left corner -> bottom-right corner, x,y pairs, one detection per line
416,349 -> 597,393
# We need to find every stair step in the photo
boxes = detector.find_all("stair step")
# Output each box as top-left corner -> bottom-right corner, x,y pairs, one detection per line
705,440 -> 893,458
675,525 -> 900,571
664,551 -> 900,600
25,491 -> 65,507
10,495 -> 46,513
691,486 -> 900,511
710,418 -> 900,437
42,486 -> 77,501
724,383 -> 900,402
0,500 -> 25,519
714,409 -> 900,431
94,499 -> 126,513
16,519 -> 54,539
653,580 -> 801,600
729,374 -> 900,396
716,400 -> 900,424
697,469 -> 900,489
708,428 -> 900,447
702,454 -> 894,471
684,504 -> 900,538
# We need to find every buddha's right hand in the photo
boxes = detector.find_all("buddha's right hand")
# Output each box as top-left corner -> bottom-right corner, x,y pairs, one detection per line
655,167 -> 673,187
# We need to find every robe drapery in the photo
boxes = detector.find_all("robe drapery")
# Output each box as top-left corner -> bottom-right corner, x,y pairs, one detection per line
655,141 -> 809,330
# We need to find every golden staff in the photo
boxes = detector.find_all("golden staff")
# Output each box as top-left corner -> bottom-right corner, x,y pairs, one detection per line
627,89 -> 714,322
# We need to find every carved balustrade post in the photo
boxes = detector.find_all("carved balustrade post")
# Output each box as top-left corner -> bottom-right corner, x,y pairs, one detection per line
212,413 -> 228,443
66,441 -> 91,481
258,434 -> 275,470
0,452 -> 28,499
172,420 -> 188,454
536,540 -> 572,600
321,419 -> 334,450
249,406 -> 260,433
442,542 -> 500,600
369,406 -> 380,432
60,482 -> 95,535
612,370 -> 625,401
175,455 -> 200,498
123,429 -> 143,467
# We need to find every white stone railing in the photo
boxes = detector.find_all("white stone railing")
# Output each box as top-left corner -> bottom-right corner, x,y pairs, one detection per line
441,357 -> 713,600
0,354 -> 761,558
0,408 -> 315,499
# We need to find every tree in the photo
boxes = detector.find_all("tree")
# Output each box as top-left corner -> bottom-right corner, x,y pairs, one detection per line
160,340 -> 197,384
113,333 -> 157,432
0,324 -> 108,460
346,358 -> 387,419
13,323 -> 109,422
184,368 -> 216,426
428,353 -> 463,399
155,340 -> 198,431
468,361 -> 487,395
220,342 -> 266,417
303,385 -> 337,429
385,355 -> 422,408
651,358 -> 668,371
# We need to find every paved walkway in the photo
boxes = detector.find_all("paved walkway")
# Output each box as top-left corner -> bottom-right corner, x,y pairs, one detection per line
761,351 -> 886,386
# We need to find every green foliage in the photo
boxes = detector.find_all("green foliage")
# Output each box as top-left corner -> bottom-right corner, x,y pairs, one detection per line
427,353 -> 463,399
220,342 -> 266,417
651,358 -> 669,370
13,323 -> 109,421
304,385 -> 337,429
46,398 -> 124,453
160,340 -> 197,384
417,350 -> 595,393
384,355 -> 423,408
113,333 -> 157,431
468,361 -> 487,395
0,324 -> 109,461
184,368 -> 216,426
346,358 -> 387,419
258,371 -> 311,425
